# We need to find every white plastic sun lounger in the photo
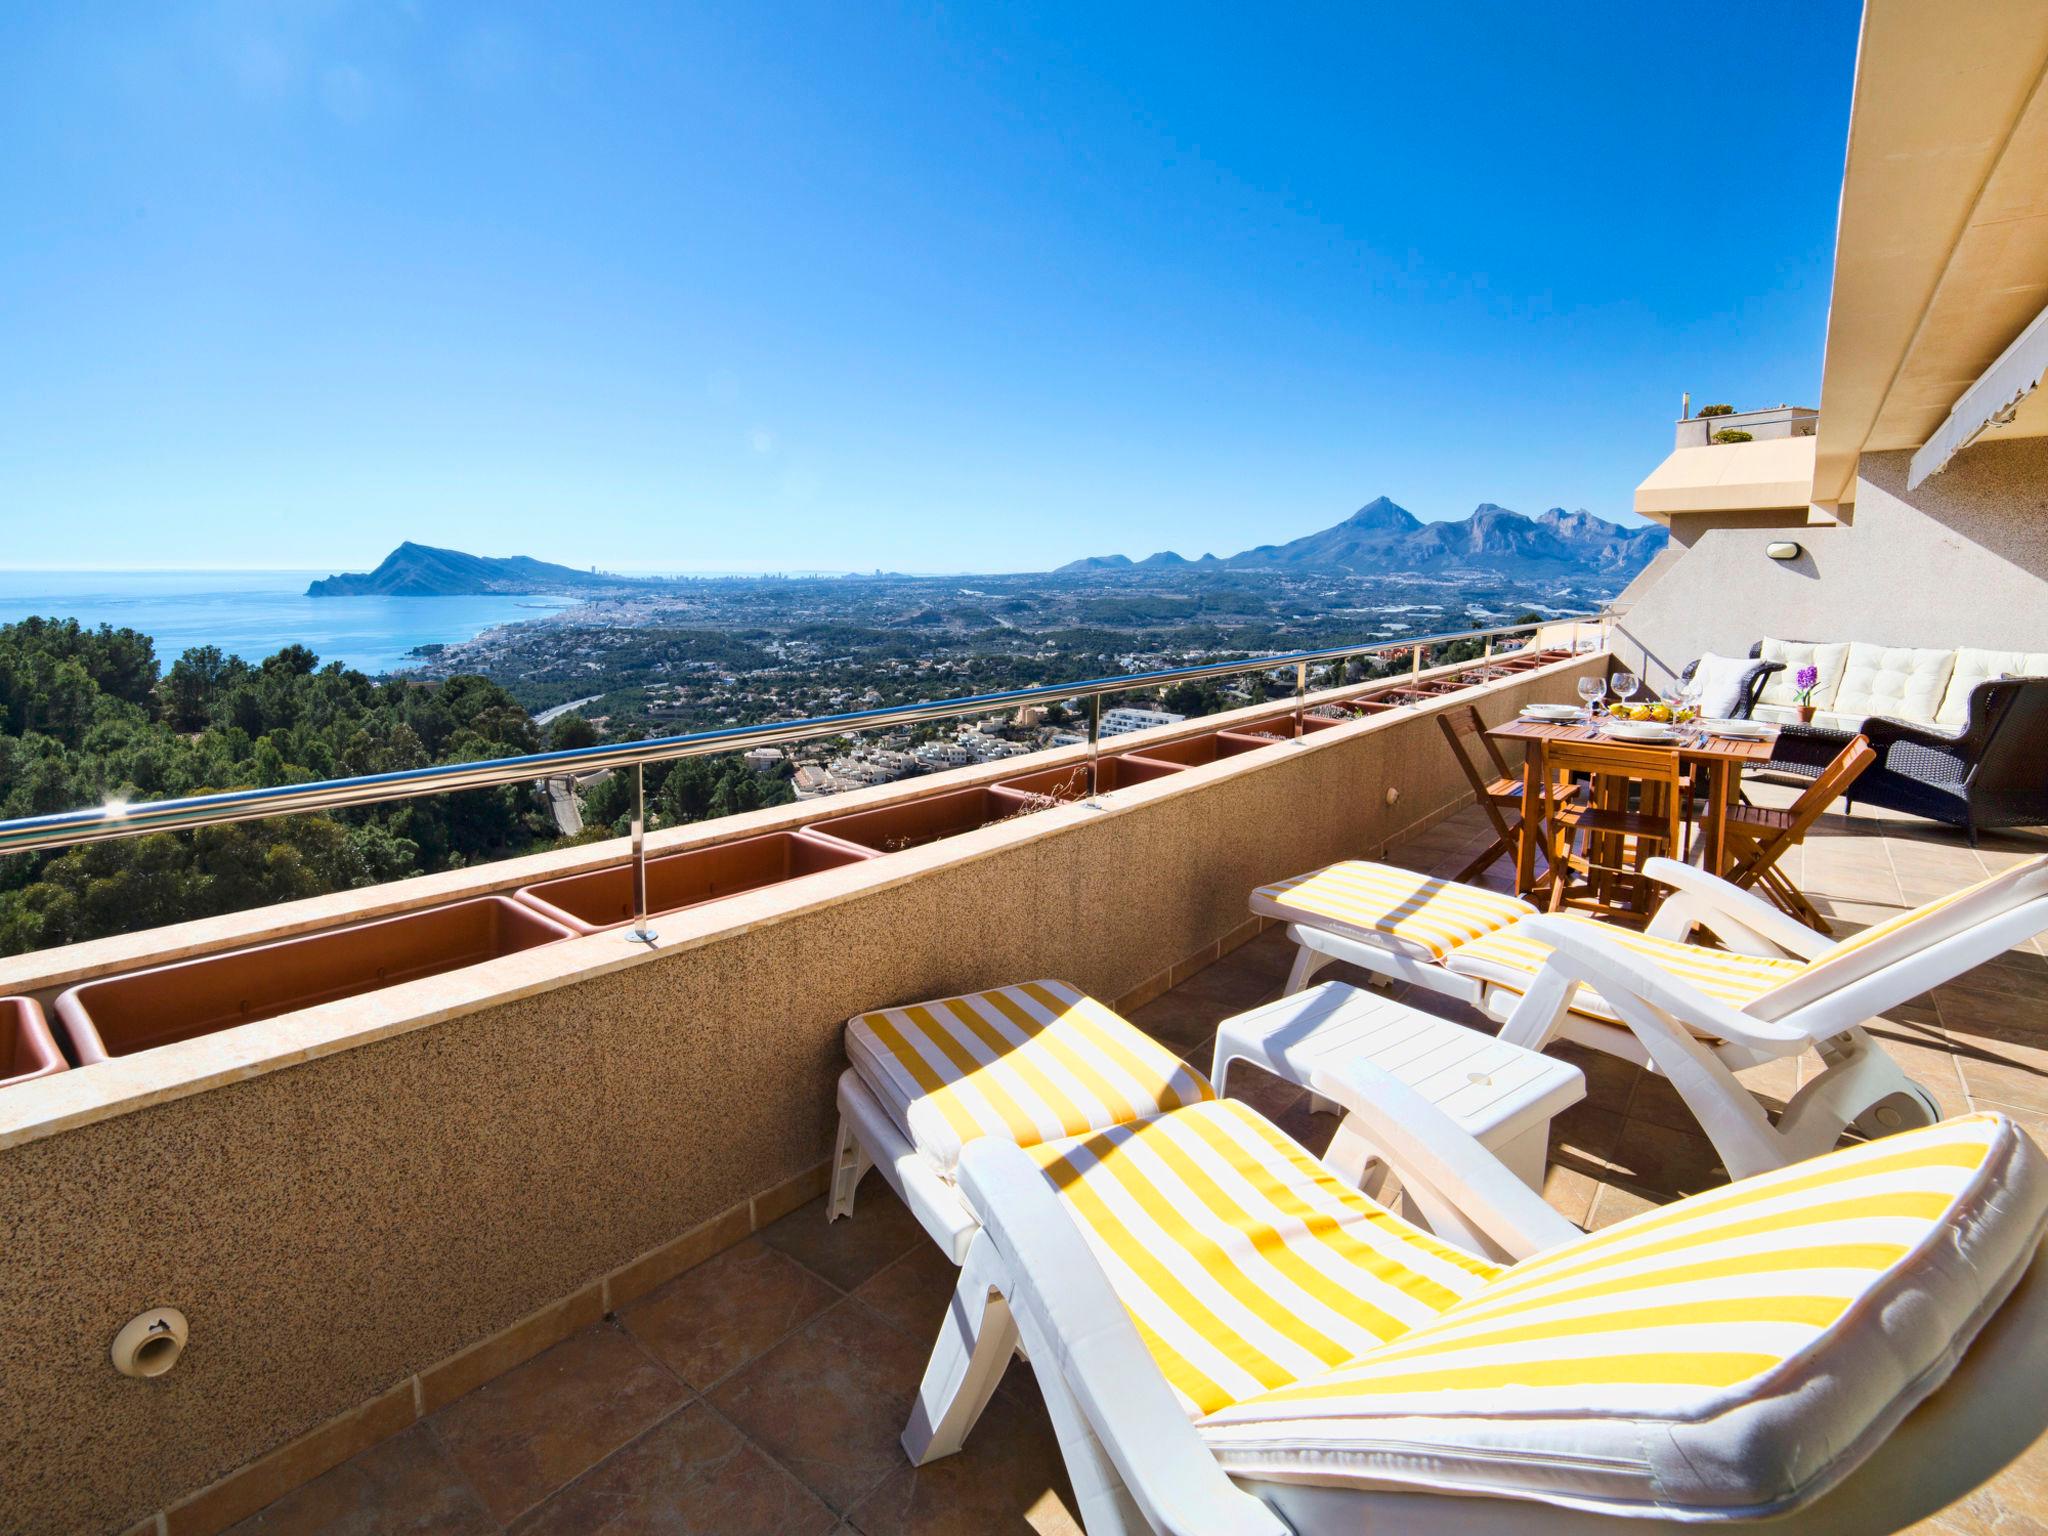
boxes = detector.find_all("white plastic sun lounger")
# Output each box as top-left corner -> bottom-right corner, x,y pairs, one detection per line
829,978 -> 1215,1261
1249,854 -> 2048,1178
903,1076 -> 2048,1536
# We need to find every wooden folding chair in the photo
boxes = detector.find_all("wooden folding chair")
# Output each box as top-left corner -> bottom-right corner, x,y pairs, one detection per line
1720,735 -> 1875,929
1541,739 -> 1684,923
1435,706 -> 1542,883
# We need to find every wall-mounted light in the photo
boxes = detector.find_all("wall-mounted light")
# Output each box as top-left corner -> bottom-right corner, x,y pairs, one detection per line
1766,542 -> 1802,561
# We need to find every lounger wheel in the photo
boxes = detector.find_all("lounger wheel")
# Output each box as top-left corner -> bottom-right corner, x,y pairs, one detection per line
1852,1080 -> 1942,1141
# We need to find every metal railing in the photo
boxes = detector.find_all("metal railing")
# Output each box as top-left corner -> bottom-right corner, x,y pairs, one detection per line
0,611 -> 1611,943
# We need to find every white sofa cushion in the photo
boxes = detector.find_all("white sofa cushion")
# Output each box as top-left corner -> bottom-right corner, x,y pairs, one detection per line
1684,652 -> 1769,718
1937,647 -> 2048,726
1831,643 -> 1954,725
1757,639 -> 1848,710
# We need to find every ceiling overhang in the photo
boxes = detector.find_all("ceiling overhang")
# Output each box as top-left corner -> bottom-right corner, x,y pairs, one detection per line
1811,0 -> 2048,504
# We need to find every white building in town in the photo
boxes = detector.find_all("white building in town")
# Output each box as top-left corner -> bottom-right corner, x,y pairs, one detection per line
1099,707 -> 1186,739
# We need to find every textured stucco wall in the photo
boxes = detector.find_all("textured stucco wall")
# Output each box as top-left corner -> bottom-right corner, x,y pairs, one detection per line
1613,440 -> 2048,689
0,662 -> 1595,1534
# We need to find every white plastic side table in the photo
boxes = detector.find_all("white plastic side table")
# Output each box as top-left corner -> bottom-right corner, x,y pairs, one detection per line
1210,981 -> 1585,1192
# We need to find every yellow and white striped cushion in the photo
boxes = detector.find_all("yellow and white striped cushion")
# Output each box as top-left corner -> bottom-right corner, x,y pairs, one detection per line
1028,1098 -> 1500,1416
1250,861 -> 1536,962
845,980 -> 1212,1180
1198,1113 -> 2048,1518
1441,911 -> 1805,1022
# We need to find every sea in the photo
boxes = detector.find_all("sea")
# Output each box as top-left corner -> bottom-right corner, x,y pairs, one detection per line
0,570 -> 576,677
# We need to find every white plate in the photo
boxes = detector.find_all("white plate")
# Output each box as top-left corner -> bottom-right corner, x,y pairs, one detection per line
1599,722 -> 1681,743
1701,719 -> 1772,739
1520,705 -> 1582,721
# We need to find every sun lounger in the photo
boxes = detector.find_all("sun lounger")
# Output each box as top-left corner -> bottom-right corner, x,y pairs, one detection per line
903,1081 -> 2048,1535
1250,854 -> 2048,1176
829,979 -> 1212,1260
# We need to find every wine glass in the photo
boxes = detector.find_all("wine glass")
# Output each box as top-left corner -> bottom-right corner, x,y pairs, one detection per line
1576,675 -> 1605,722
1612,670 -> 1639,709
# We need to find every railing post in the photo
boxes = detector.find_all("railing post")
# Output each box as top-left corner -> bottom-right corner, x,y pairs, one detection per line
1087,693 -> 1103,801
1411,644 -> 1422,679
627,762 -> 656,946
1294,661 -> 1307,737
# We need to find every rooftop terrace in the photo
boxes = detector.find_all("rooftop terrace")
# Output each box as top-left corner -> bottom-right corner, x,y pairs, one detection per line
198,785 -> 2048,1536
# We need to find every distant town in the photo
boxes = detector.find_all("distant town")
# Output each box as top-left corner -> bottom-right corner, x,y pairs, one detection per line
348,497 -> 1663,810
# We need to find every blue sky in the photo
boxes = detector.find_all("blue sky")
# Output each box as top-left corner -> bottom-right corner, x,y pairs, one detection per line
0,2 -> 1862,575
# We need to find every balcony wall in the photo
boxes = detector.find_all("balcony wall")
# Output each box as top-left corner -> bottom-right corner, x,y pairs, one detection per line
0,653 -> 1599,1535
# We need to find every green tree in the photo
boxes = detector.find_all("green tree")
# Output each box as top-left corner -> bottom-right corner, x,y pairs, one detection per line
549,713 -> 600,750
0,620 -> 560,956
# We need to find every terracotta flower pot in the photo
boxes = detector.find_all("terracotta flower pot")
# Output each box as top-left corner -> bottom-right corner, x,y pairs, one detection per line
516,829 -> 875,935
806,784 -> 1052,854
53,896 -> 571,1063
0,997 -> 65,1089
1796,704 -> 1816,724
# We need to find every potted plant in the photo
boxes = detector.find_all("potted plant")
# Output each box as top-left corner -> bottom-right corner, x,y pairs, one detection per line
1794,664 -> 1820,724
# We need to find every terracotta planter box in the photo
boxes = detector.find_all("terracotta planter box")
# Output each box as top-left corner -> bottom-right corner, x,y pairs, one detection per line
1126,716 -> 1339,769
806,784 -> 1053,854
515,829 -> 874,935
998,755 -> 1184,802
53,896 -> 572,1064
0,998 -> 64,1089
1322,698 -> 1399,717
1119,730 -> 1243,768
1237,713 -> 1342,736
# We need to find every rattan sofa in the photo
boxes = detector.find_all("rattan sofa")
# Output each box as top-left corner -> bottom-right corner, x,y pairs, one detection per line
1731,640 -> 2048,844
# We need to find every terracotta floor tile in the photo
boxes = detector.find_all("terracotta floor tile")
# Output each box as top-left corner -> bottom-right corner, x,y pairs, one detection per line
1950,1032 -> 2048,1117
1548,1040 -> 1640,1119
1223,928 -> 1299,986
1624,1068 -> 1706,1135
509,1402 -> 835,1536
1938,978 -> 2048,1037
846,1380 -> 1082,1536
1216,1060 -> 1307,1126
1601,1117 -> 1728,1204
1862,1022 -> 1973,1119
428,1321 -> 689,1525
221,1424 -> 495,1536
1731,1052 -> 1802,1114
852,1243 -> 960,1344
711,1299 -> 932,1514
1127,988 -> 1225,1054
623,1237 -> 843,1391
760,1191 -> 926,1291
1169,956 -> 1286,1019
1584,1180 -> 1660,1230
1548,1102 -> 1626,1173
1908,1391 -> 2048,1536
1966,948 -> 2048,996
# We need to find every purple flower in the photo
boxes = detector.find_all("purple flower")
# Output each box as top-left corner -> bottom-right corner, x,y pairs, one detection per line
1795,665 -> 1819,690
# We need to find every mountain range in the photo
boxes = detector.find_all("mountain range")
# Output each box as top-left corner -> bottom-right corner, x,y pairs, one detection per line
1057,497 -> 1667,580
307,543 -> 660,597
312,500 -> 1667,598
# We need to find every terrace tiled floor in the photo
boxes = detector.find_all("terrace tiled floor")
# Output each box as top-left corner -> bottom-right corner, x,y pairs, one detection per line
227,789 -> 2048,1535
